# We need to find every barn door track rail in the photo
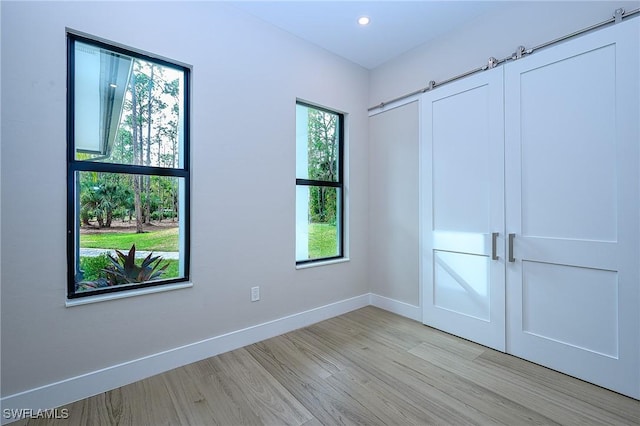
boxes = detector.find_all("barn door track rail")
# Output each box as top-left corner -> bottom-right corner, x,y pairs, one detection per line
369,8 -> 639,112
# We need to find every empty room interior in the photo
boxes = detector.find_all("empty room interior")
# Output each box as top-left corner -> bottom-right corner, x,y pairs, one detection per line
1,1 -> 639,424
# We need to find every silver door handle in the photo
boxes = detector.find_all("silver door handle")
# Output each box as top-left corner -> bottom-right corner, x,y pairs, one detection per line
491,232 -> 499,260
508,233 -> 516,262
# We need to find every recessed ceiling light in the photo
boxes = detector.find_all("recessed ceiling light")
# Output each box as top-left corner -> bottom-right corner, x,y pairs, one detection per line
358,16 -> 370,26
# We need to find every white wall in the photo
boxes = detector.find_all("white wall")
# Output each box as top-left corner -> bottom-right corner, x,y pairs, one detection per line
0,1 -> 369,400
367,0 -> 638,317
368,102 -> 419,306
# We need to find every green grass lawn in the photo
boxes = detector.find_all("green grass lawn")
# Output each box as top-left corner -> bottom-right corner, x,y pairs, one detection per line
79,228 -> 180,285
81,223 -> 336,264
80,227 -> 179,252
308,223 -> 338,259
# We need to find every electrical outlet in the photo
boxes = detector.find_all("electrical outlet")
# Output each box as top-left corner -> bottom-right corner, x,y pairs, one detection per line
251,286 -> 260,302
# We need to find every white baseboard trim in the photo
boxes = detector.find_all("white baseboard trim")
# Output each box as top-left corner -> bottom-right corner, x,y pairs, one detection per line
369,293 -> 422,322
1,294 -> 370,425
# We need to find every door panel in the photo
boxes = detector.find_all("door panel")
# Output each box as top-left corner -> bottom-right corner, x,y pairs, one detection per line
432,86 -> 491,234
434,250 -> 490,321
519,45 -> 617,241
421,68 -> 505,351
521,261 -> 618,358
505,19 -> 639,398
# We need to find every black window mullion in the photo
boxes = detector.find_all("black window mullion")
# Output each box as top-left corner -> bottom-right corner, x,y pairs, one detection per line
337,113 -> 344,186
296,178 -> 341,188
296,255 -> 343,266
67,35 -> 77,297
337,112 -> 344,259
182,70 -> 191,172
71,161 -> 188,178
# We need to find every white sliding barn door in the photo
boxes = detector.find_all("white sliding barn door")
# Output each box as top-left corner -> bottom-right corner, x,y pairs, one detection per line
421,68 -> 506,351
504,19 -> 639,398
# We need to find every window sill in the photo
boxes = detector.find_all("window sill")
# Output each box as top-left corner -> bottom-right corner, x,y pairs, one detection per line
66,282 -> 193,307
296,257 -> 350,270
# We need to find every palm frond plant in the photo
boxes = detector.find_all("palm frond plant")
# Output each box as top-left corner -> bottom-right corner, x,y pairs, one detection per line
104,244 -> 169,285
76,244 -> 169,291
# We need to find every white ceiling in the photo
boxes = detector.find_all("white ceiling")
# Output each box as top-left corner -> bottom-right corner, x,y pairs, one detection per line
231,1 -> 505,69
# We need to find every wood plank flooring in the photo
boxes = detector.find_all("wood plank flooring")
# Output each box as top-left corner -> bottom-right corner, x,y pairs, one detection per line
14,307 -> 640,425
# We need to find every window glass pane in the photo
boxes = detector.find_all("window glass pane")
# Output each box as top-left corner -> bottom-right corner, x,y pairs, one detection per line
296,185 -> 341,261
74,41 -> 185,169
74,171 -> 186,293
295,104 -> 340,182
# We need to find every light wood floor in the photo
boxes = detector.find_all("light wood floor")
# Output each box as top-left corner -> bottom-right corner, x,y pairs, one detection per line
15,306 -> 640,425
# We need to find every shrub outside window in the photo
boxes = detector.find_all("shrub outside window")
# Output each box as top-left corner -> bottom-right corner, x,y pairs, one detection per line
296,102 -> 344,264
67,33 -> 190,298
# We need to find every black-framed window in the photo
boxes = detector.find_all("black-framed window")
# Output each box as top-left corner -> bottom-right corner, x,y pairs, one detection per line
295,101 -> 344,264
67,32 -> 190,299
